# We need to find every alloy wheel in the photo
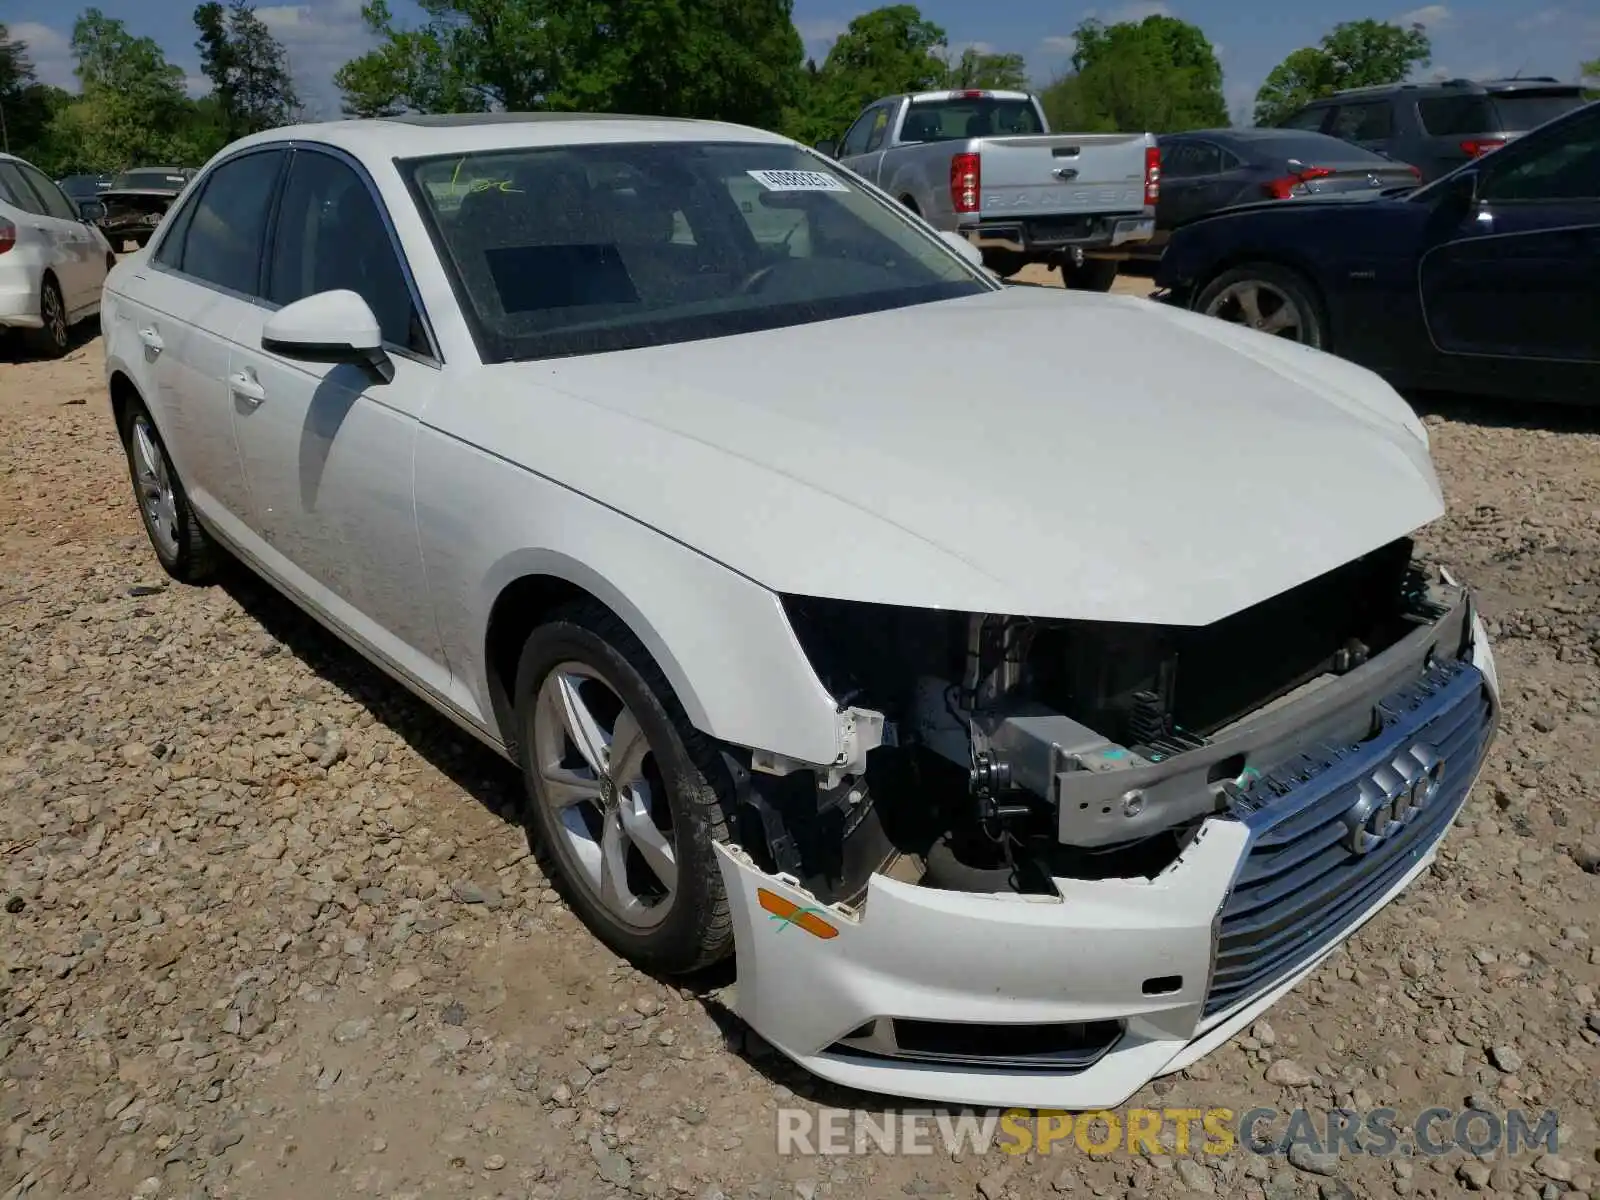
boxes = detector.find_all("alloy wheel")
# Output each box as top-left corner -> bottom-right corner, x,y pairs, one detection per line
129,415 -> 180,560
532,662 -> 678,929
1202,279 -> 1306,341
42,282 -> 67,351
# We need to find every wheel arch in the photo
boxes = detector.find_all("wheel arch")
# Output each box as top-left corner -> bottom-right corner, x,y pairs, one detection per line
1189,250 -> 1337,343
481,553 -> 719,761
108,367 -> 142,439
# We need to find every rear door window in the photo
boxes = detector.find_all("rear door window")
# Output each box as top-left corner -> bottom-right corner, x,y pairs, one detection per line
0,162 -> 46,216
168,149 -> 286,296
1328,101 -> 1394,141
17,164 -> 81,222
1279,106 -> 1330,132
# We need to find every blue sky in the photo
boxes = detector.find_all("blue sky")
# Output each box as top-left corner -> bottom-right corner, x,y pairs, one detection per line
8,0 -> 1599,124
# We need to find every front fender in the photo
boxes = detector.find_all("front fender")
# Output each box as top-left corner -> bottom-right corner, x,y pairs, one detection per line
414,430 -> 844,767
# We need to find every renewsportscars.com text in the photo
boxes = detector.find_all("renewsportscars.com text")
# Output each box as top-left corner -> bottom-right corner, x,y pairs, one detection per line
775,1106 -> 1561,1159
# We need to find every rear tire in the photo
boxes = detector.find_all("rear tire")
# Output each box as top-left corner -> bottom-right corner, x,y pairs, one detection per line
514,601 -> 735,975
26,275 -> 70,359
1062,259 -> 1120,292
981,249 -> 1030,278
1193,262 -> 1328,349
117,397 -> 219,584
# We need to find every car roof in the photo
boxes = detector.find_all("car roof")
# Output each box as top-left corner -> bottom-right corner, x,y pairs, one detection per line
1161,128 -> 1350,142
215,113 -> 794,164
1307,76 -> 1578,103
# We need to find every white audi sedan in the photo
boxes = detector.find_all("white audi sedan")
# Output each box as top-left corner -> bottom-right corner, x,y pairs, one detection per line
1,152 -> 117,357
104,113 -> 1500,1109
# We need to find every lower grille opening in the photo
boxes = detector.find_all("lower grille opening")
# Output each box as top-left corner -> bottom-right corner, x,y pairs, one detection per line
828,1018 -> 1123,1073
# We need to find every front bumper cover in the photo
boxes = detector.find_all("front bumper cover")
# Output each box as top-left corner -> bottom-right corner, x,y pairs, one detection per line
712,614 -> 1499,1110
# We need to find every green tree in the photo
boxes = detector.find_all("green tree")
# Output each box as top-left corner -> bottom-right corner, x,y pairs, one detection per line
788,5 -> 949,144
335,0 -> 804,132
69,7 -> 202,168
1,25 -> 50,158
195,0 -> 300,142
941,46 -> 1028,91
1582,57 -> 1599,100
1253,19 -> 1431,125
1039,15 -> 1227,133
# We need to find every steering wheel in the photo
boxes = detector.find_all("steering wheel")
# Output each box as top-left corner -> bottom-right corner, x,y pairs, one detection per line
735,262 -> 781,295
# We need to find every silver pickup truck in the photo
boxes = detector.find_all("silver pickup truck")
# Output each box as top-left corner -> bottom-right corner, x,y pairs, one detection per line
818,89 -> 1158,290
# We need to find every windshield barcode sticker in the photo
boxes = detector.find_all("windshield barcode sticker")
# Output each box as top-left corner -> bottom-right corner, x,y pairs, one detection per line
746,169 -> 849,193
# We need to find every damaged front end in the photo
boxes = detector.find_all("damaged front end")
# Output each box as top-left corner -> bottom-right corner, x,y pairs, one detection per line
712,538 -> 1500,1107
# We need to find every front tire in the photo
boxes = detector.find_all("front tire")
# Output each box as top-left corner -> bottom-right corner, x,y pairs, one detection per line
514,602 -> 734,975
27,275 -> 69,359
1062,259 -> 1120,292
118,398 -> 219,583
1193,262 -> 1328,349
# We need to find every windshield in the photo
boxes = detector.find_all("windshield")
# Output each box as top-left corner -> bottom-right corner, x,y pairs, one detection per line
403,141 -> 991,364
900,97 -> 1044,142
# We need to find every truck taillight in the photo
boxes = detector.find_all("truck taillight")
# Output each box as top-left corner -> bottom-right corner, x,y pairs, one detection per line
0,218 -> 14,254
1144,144 -> 1161,204
950,152 -> 981,214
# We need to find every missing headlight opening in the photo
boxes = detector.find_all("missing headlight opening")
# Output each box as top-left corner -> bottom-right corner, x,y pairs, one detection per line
740,537 -> 1473,906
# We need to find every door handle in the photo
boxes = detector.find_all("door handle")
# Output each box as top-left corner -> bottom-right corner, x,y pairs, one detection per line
228,369 -> 267,406
138,327 -> 163,354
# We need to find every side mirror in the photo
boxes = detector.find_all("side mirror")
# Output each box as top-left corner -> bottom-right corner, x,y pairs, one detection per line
1436,167 -> 1480,214
815,139 -> 838,159
262,289 -> 394,383
938,230 -> 985,269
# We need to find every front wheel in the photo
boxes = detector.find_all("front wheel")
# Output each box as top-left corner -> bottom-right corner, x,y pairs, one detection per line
1061,259 -> 1120,292
514,602 -> 735,975
1193,263 -> 1328,349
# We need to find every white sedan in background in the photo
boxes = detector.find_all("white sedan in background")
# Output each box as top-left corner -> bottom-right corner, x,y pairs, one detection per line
102,114 -> 1498,1109
0,152 -> 117,357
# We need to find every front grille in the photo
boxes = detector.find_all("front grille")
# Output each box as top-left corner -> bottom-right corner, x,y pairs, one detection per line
1205,658 -> 1492,1018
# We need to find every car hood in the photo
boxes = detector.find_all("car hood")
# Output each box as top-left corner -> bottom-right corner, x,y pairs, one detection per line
455,286 -> 1443,626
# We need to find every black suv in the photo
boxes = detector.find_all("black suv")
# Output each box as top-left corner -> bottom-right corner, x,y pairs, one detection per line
1275,77 -> 1590,182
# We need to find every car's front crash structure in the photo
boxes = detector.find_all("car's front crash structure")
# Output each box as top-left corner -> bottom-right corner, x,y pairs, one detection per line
709,542 -> 1499,1109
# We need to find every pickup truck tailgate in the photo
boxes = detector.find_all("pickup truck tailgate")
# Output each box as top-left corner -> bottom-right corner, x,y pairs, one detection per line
975,134 -> 1149,219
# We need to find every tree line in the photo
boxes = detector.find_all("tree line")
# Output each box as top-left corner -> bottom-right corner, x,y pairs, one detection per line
2,0 -> 1586,178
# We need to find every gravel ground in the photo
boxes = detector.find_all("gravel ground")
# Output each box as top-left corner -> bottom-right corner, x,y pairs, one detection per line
1,305 -> 1597,1200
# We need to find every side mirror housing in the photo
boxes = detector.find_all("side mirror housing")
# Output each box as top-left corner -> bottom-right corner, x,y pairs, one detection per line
814,139 -> 838,159
1437,167 -> 1480,213
262,289 -> 393,382
938,229 -> 985,269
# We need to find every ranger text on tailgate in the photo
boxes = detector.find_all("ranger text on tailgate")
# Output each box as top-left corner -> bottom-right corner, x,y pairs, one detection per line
819,89 -> 1158,289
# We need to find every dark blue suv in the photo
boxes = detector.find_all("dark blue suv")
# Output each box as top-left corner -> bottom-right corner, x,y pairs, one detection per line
1154,100 -> 1600,406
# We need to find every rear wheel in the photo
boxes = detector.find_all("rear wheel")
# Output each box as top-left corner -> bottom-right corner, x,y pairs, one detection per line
26,275 -> 69,359
514,602 -> 735,975
118,398 -> 219,583
1062,259 -> 1120,292
1194,263 -> 1328,349
981,249 -> 1030,278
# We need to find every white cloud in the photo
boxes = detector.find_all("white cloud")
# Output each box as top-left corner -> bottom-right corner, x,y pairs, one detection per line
1397,4 -> 1452,28
10,21 -> 75,89
1226,79 -> 1259,126
256,0 -> 376,117
1040,34 -> 1079,55
1107,1 -> 1174,22
795,16 -> 853,59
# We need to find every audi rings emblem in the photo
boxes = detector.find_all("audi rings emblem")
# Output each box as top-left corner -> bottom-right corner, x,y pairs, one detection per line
1341,743 -> 1445,856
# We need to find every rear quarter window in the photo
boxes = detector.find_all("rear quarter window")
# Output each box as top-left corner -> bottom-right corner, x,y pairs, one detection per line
1418,95 -> 1496,136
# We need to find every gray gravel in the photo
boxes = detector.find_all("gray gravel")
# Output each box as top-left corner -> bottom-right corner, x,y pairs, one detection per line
2,334 -> 1598,1199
